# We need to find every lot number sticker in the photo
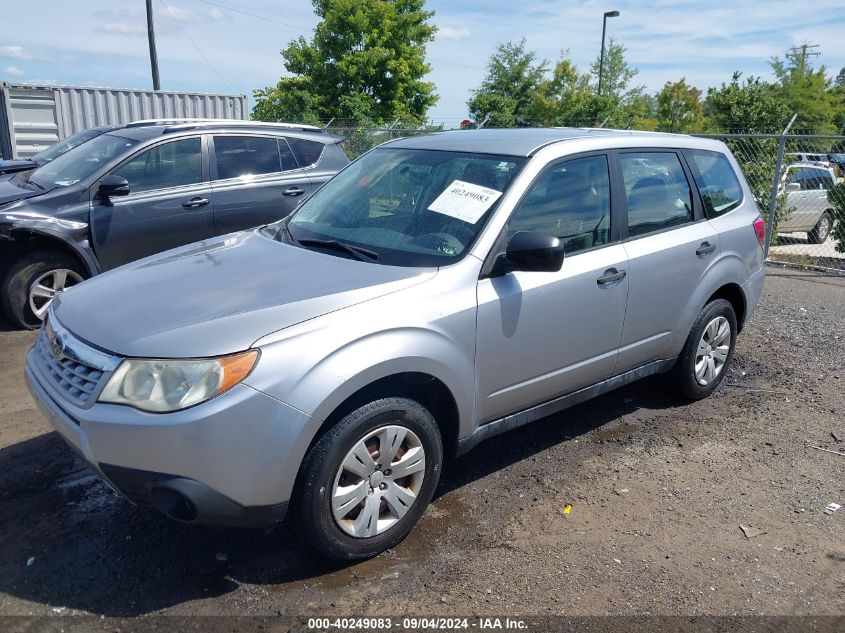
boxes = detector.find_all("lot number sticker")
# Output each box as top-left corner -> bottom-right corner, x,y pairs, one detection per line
428,180 -> 503,224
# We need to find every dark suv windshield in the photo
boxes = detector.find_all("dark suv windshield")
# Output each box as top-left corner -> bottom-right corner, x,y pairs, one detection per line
29,133 -> 139,189
33,128 -> 106,163
279,148 -> 526,266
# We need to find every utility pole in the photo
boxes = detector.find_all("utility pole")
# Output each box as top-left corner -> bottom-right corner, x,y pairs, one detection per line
598,10 -> 620,96
146,0 -> 161,90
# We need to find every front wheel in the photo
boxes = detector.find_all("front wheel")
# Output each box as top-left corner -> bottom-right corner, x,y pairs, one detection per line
1,249 -> 86,329
672,299 -> 737,400
808,211 -> 833,244
295,397 -> 443,560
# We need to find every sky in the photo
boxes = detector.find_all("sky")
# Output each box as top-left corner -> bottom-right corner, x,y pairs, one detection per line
2,0 -> 845,127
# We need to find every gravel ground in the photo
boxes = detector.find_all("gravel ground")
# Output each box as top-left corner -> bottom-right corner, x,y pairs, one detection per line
0,266 -> 843,619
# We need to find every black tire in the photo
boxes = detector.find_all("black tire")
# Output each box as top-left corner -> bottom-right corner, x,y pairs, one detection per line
807,211 -> 833,244
295,397 -> 443,560
1,249 -> 86,329
672,299 -> 738,400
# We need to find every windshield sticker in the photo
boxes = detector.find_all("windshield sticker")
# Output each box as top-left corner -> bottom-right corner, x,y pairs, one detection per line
427,180 -> 503,224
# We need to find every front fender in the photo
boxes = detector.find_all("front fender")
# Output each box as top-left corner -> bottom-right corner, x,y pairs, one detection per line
2,218 -> 100,276
244,300 -> 478,505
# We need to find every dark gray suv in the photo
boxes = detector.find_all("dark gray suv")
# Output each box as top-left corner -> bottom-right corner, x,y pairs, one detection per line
0,120 -> 348,328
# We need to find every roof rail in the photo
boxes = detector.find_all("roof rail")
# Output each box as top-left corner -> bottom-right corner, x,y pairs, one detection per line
125,118 -> 225,128
126,119 -> 324,133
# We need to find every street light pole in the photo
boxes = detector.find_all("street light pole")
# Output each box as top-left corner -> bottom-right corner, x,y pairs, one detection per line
598,10 -> 620,96
145,0 -> 161,91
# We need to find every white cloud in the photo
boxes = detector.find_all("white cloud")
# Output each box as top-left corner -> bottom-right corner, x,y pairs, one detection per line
158,4 -> 226,24
4,65 -> 25,76
0,45 -> 48,61
438,26 -> 472,40
94,23 -> 147,36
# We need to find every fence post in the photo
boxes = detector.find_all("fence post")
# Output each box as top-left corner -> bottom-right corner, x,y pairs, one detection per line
765,113 -> 797,256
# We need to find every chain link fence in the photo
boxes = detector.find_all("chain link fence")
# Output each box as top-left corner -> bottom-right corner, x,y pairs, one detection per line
326,125 -> 845,273
698,133 -> 845,272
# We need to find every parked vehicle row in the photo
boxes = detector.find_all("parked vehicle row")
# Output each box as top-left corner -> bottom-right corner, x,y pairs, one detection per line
25,128 -> 766,559
0,119 -> 349,328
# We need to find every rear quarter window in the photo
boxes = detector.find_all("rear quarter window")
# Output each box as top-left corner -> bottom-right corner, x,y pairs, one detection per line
685,149 -> 743,217
288,138 -> 325,168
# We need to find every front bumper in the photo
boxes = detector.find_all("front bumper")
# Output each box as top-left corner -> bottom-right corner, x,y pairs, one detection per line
26,350 -> 316,527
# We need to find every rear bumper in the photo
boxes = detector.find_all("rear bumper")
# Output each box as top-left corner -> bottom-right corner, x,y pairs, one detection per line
25,355 -> 314,527
741,264 -> 766,326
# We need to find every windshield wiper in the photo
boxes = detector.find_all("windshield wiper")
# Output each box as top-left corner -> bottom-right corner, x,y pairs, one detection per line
297,238 -> 380,262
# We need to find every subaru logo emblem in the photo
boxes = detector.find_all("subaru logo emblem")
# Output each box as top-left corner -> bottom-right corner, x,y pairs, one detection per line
49,329 -> 65,362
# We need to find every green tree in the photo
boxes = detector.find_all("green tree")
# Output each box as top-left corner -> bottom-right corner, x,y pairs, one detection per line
528,53 -> 593,126
704,72 -> 790,133
770,44 -> 835,133
467,39 -> 549,127
656,78 -> 703,133
253,0 -> 438,125
590,38 -> 640,100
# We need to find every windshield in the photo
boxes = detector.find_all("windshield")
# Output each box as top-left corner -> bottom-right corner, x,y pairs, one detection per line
33,128 -> 105,163
29,133 -> 139,188
279,147 -> 526,266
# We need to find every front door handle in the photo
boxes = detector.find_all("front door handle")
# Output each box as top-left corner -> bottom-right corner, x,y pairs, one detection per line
282,187 -> 306,197
696,241 -> 716,257
597,268 -> 627,286
182,196 -> 209,208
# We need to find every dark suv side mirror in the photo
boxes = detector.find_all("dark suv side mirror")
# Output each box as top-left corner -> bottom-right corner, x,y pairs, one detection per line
493,231 -> 565,276
98,175 -> 130,202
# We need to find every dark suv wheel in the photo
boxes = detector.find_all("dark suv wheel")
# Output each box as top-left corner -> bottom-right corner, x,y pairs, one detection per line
294,397 -> 443,560
672,299 -> 738,400
1,249 -> 86,329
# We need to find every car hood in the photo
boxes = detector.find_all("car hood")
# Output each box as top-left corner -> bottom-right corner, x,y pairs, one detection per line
0,175 -> 43,205
53,230 -> 437,358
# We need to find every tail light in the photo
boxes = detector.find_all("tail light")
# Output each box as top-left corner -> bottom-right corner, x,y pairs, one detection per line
753,216 -> 766,249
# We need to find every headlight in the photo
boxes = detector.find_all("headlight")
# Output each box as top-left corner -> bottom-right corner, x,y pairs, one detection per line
99,350 -> 259,413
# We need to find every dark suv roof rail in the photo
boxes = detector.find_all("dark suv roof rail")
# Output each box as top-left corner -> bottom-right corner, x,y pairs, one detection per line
125,119 -> 324,134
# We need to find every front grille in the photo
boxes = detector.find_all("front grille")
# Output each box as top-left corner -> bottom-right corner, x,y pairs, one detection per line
30,315 -> 120,410
33,331 -> 104,408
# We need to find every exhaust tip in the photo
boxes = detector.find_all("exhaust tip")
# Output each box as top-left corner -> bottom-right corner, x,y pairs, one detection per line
150,486 -> 197,522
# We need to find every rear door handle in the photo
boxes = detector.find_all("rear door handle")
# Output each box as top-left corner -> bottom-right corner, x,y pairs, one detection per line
282,187 -> 306,196
696,241 -> 716,257
182,197 -> 209,208
597,268 -> 626,286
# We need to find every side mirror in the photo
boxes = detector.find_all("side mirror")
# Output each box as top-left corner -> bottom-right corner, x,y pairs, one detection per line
785,182 -> 801,192
98,175 -> 130,202
494,231 -> 565,275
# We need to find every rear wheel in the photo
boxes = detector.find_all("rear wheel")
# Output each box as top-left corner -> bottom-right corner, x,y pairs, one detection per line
808,211 -> 833,244
295,397 -> 442,560
672,299 -> 737,400
1,249 -> 86,329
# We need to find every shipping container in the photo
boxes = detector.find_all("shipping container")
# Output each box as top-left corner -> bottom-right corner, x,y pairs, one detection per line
0,82 -> 248,159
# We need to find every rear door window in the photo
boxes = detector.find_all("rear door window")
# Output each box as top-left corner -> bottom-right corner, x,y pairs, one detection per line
684,149 -> 743,217
213,135 -> 281,180
287,138 -> 325,168
620,152 -> 694,238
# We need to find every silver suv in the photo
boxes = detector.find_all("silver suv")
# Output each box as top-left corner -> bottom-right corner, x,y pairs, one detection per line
779,163 -> 837,243
26,129 -> 765,560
